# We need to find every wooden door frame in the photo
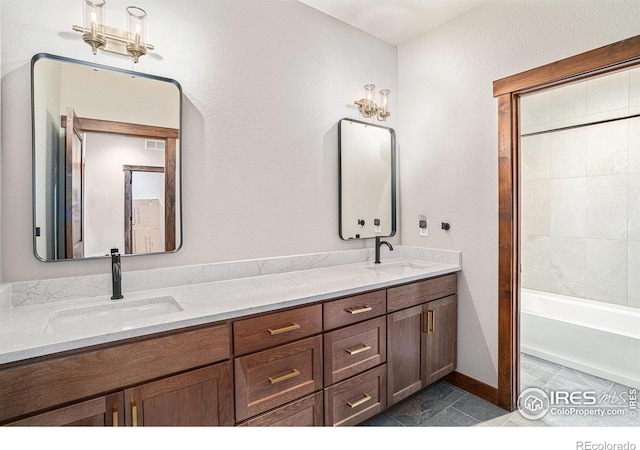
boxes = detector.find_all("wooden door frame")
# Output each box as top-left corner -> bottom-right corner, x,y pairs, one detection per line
64,107 -> 84,259
123,165 -> 165,255
493,34 -> 640,411
61,115 -> 179,253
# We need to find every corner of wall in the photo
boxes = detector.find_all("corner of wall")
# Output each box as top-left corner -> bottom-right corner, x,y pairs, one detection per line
0,1 -> 3,285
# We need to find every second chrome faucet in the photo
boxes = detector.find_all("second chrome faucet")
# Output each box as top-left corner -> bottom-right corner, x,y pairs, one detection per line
374,236 -> 393,264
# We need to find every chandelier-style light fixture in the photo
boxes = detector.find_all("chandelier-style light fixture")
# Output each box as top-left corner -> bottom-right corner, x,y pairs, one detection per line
354,84 -> 390,121
72,0 -> 154,63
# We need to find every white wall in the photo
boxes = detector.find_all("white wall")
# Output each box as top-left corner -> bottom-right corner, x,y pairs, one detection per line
1,0 -> 398,282
0,1 -> 3,285
398,0 -> 640,387
82,133 -> 165,257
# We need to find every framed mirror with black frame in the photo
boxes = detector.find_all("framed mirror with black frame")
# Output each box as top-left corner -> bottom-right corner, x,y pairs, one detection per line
31,53 -> 182,262
338,118 -> 396,241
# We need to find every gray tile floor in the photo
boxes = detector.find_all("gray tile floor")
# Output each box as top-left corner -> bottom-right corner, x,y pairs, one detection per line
364,353 -> 639,427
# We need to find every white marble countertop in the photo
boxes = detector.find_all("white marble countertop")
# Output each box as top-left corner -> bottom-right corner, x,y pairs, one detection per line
0,255 -> 460,366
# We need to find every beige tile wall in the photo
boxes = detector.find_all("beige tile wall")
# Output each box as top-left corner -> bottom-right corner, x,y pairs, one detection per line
520,66 -> 640,308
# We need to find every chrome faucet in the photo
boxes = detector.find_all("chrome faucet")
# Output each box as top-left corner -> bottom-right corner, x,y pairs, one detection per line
374,236 -> 394,264
110,248 -> 124,300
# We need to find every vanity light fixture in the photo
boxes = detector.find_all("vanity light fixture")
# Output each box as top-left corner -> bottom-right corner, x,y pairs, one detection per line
72,0 -> 154,63
354,84 -> 391,121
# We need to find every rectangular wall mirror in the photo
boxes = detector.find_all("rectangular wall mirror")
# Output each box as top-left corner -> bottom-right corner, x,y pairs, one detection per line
31,53 -> 182,261
339,118 -> 396,240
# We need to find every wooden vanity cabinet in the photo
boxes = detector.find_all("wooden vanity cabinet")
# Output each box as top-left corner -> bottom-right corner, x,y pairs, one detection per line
3,272 -> 458,427
6,393 -> 124,427
1,323 -> 232,426
386,274 -> 457,406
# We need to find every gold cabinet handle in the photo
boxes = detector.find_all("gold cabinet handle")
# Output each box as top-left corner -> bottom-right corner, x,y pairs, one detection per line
429,310 -> 435,333
112,405 -> 118,427
131,400 -> 138,427
347,394 -> 372,409
345,344 -> 371,355
344,306 -> 372,315
268,368 -> 300,384
267,323 -> 301,335
424,310 -> 434,334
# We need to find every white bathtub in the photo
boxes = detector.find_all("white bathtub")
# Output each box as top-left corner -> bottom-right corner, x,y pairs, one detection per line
520,289 -> 640,390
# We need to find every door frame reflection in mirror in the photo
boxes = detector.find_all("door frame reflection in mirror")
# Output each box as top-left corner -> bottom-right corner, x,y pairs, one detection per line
31,53 -> 182,262
338,118 -> 396,241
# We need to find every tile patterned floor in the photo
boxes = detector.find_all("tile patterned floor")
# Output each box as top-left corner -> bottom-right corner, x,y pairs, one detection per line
364,353 -> 639,427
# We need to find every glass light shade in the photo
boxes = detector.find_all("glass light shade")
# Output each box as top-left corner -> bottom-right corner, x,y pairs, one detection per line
379,89 -> 390,112
364,84 -> 375,110
127,6 -> 147,45
83,0 -> 105,35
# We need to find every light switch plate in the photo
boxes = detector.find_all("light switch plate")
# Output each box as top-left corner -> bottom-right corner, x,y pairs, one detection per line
418,215 -> 428,237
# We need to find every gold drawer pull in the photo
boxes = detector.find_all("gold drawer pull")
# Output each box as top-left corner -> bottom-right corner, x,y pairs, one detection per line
429,310 -> 435,333
345,344 -> 371,355
268,368 -> 300,384
424,310 -> 434,334
112,406 -> 118,427
131,400 -> 138,427
344,306 -> 373,315
347,394 -> 372,409
267,323 -> 301,335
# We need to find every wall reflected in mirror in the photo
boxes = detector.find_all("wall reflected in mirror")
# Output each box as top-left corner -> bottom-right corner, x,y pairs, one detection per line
339,118 -> 396,240
32,54 -> 182,261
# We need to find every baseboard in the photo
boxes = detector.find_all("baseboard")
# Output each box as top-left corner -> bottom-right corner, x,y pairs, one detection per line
444,371 -> 499,405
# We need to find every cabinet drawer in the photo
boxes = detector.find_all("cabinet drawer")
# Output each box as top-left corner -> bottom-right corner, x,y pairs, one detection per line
233,304 -> 322,355
323,290 -> 386,330
324,364 -> 386,427
237,392 -> 323,427
324,316 -> 386,385
234,335 -> 323,422
387,273 -> 457,312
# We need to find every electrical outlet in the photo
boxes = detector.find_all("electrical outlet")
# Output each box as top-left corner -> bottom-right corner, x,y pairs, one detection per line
418,215 -> 428,237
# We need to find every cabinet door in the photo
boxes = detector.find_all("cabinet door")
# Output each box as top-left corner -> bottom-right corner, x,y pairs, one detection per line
424,295 -> 457,385
386,304 -> 425,406
6,393 -> 124,427
125,361 -> 233,426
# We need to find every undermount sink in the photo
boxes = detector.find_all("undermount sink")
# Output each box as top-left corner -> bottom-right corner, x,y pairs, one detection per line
42,296 -> 183,335
368,261 -> 433,275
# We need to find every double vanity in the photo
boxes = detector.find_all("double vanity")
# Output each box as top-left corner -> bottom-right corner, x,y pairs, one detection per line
9,52 -> 462,426
0,249 -> 460,426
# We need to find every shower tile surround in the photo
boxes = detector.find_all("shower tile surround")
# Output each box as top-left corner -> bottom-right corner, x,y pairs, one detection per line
0,246 -> 460,365
520,66 -> 640,308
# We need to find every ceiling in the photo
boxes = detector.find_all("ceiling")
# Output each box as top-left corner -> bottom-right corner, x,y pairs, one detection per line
298,0 -> 485,46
